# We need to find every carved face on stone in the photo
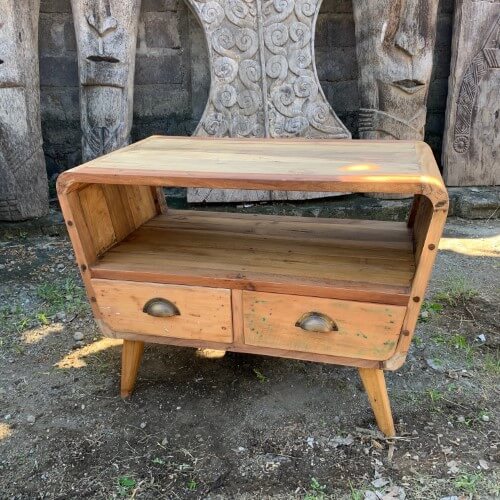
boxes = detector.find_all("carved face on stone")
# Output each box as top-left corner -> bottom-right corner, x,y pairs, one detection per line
71,0 -> 141,161
353,0 -> 438,140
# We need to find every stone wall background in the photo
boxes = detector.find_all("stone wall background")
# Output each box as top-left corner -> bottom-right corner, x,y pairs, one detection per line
39,0 -> 453,182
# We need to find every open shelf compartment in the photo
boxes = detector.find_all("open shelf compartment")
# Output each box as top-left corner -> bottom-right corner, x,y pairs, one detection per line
90,209 -> 416,306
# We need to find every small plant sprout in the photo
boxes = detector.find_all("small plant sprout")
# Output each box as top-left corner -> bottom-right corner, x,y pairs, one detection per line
454,473 -> 482,494
117,476 -> 136,496
304,477 -> 326,499
428,388 -> 442,404
433,275 -> 478,307
253,368 -> 268,383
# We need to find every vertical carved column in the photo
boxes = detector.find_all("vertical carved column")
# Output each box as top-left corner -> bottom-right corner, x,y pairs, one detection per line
185,0 -> 351,202
352,0 -> 438,141
442,1 -> 500,186
71,0 -> 141,162
0,0 -> 48,221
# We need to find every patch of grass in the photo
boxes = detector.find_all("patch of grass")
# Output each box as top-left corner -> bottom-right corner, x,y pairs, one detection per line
478,409 -> 490,422
449,334 -> 468,350
419,301 -> 444,322
36,312 -> 50,326
348,480 -> 363,500
433,276 -> 478,307
36,277 -> 87,317
412,335 -> 424,347
454,473 -> 482,494
117,476 -> 136,496
186,479 -> 197,491
304,477 -> 326,499
483,351 -> 500,375
427,388 -> 442,404
432,331 -> 474,361
432,332 -> 447,345
253,368 -> 268,383
1,278 -> 89,349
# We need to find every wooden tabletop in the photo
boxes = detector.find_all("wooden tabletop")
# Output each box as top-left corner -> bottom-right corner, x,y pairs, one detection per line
58,136 -> 448,205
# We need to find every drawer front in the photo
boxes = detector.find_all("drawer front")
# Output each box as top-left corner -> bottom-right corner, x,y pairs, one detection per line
243,291 -> 405,361
92,279 -> 233,343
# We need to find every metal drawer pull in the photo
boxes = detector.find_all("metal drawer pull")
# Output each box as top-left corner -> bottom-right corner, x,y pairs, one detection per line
143,298 -> 180,317
295,312 -> 338,333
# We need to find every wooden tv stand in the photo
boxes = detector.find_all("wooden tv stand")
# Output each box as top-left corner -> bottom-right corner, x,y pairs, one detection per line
57,136 -> 448,437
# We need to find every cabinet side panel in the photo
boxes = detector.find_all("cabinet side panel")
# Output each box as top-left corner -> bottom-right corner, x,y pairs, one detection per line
412,195 -> 434,265
78,184 -> 117,256
385,201 -> 447,370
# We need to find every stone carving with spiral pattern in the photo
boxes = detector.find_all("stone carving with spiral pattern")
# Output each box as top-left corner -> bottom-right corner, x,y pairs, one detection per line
186,0 -> 350,139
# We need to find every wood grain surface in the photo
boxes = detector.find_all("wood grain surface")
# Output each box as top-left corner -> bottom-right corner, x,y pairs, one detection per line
57,136 -> 447,203
92,279 -> 233,343
243,291 -> 406,361
90,210 -> 415,305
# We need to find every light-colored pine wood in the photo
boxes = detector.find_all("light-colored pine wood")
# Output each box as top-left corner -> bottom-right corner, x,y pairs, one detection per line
92,279 -> 233,343
231,289 -> 245,345
121,340 -> 144,398
101,184 -> 136,241
97,321 -> 381,369
78,184 -> 117,256
358,368 -> 395,437
57,190 -> 101,318
56,135 -> 449,437
57,136 -> 448,204
384,193 -> 448,370
90,210 -> 414,305
243,291 -> 406,361
385,205 -> 448,370
411,195 -> 434,264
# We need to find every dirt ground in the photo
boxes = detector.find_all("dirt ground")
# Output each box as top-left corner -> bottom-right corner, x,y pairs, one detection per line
0,216 -> 498,499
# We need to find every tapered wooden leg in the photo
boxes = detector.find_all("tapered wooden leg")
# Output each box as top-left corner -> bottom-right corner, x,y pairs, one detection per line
358,368 -> 395,437
121,340 -> 144,398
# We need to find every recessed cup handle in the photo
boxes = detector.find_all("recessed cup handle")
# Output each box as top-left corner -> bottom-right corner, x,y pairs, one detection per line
295,312 -> 338,333
143,298 -> 180,318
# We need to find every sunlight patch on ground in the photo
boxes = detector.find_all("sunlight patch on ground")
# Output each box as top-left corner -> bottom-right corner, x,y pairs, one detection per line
0,423 -> 13,441
196,348 -> 227,359
22,324 -> 64,345
439,234 -> 499,257
55,337 -> 122,369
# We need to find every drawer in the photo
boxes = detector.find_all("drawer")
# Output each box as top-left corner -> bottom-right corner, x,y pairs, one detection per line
243,291 -> 406,361
92,279 -> 233,343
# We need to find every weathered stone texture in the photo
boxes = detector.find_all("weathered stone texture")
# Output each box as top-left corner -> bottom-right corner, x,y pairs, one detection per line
442,0 -> 500,187
39,0 -> 454,176
0,0 -> 49,221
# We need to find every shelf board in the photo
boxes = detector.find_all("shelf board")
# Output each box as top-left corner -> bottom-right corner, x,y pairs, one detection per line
90,210 -> 415,305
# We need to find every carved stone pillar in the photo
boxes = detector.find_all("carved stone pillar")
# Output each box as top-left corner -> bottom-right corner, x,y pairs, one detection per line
71,0 -> 141,162
0,0 -> 48,221
185,0 -> 351,202
352,0 -> 439,141
442,1 -> 500,186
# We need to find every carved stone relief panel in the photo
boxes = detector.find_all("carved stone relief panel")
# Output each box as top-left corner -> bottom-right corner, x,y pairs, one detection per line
185,0 -> 350,202
0,0 -> 48,221
442,1 -> 500,186
352,0 -> 439,141
71,0 -> 141,162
